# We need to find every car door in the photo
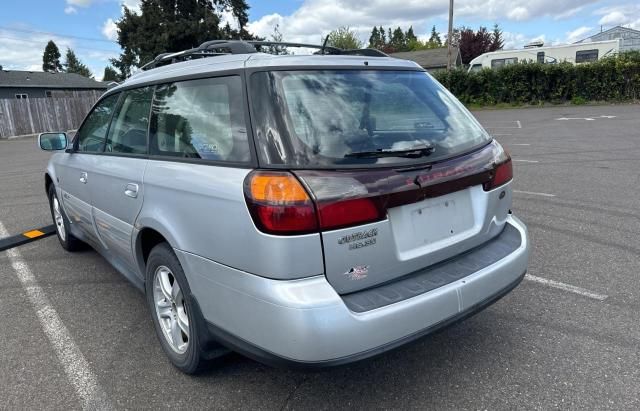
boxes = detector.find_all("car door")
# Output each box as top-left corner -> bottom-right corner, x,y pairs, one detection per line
56,93 -> 120,245
88,86 -> 153,278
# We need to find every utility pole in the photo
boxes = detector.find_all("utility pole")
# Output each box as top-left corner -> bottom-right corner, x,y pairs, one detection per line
447,0 -> 454,70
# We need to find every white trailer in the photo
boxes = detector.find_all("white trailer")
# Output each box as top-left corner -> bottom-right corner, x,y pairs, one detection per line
468,39 -> 621,72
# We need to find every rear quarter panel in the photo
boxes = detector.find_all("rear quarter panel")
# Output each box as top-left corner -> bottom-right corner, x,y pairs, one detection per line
137,160 -> 325,280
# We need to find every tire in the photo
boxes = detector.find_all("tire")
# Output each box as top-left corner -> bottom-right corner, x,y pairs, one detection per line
145,242 -> 208,374
48,184 -> 85,252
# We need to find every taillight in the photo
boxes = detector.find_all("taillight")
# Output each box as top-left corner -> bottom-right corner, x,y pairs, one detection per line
484,158 -> 513,191
317,197 -> 383,231
244,171 -> 318,235
244,171 -> 386,235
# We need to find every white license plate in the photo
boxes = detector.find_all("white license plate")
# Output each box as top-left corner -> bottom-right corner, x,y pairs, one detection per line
411,191 -> 474,245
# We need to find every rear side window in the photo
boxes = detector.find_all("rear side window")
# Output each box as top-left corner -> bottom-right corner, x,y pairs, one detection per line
76,93 -> 120,152
576,49 -> 598,63
105,87 -> 153,155
149,76 -> 250,162
249,70 -> 490,168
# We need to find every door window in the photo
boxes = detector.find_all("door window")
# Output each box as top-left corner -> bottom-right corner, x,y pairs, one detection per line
76,93 -> 120,152
105,87 -> 153,155
149,76 -> 250,162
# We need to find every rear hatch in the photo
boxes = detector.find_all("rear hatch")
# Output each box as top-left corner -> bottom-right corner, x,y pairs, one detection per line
248,68 -> 513,294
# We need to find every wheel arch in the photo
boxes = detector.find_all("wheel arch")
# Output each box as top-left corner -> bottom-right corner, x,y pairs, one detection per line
45,173 -> 54,196
133,218 -> 182,279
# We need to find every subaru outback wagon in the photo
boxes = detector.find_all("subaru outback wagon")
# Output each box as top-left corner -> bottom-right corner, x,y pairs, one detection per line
39,40 -> 529,373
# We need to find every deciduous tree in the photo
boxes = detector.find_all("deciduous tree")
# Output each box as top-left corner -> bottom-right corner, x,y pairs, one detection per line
325,26 -> 363,50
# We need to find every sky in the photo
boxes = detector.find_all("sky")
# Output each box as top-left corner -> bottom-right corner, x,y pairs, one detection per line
1,0 -> 639,80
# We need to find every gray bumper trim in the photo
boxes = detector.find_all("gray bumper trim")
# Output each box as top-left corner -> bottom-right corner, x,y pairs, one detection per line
342,223 -> 522,313
205,271 -> 526,369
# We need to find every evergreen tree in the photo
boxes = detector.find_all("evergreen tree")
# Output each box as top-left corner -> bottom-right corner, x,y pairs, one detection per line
42,40 -> 63,73
110,0 -> 254,79
390,27 -> 406,52
103,66 -> 119,82
491,23 -> 504,51
428,25 -> 442,47
405,26 -> 417,44
64,48 -> 93,78
368,26 -> 380,49
379,26 -> 386,45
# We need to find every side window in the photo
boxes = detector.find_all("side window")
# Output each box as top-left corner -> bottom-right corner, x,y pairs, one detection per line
105,87 -> 153,155
76,93 -> 120,153
149,76 -> 250,162
576,49 -> 598,63
491,59 -> 505,69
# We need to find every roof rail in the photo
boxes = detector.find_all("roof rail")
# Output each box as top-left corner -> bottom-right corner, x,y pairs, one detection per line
140,40 -> 388,71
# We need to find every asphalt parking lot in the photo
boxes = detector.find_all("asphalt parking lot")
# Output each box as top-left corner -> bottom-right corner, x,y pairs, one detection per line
1,104 -> 639,409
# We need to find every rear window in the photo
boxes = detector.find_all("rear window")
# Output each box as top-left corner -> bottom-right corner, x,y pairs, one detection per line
249,70 -> 490,168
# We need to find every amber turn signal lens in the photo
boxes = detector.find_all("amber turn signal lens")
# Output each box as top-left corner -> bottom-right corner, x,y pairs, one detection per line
250,173 -> 310,203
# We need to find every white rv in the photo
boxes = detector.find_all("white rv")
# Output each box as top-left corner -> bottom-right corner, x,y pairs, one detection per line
468,39 -> 621,72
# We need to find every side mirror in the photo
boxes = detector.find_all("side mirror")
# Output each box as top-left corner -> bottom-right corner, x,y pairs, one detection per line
38,132 -> 68,151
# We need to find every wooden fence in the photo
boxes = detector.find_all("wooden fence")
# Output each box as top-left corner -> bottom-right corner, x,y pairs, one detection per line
0,91 -> 101,138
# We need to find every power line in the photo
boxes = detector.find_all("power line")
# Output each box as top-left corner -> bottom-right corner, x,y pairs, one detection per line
0,25 -> 118,44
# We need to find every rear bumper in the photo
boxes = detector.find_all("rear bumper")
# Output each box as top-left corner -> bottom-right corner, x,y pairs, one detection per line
177,214 -> 529,367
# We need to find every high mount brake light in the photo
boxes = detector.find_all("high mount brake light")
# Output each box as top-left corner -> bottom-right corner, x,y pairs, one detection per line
484,158 -> 513,191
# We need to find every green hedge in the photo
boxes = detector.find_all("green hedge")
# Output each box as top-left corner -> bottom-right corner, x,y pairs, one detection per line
433,51 -> 640,106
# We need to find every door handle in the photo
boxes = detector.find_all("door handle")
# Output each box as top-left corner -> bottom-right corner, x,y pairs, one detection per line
80,172 -> 88,184
124,183 -> 139,198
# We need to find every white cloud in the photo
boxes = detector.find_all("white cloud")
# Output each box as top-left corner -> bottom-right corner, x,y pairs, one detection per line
595,4 -> 640,30
554,6 -> 583,20
66,0 -> 92,7
598,11 -> 629,27
64,6 -> 77,14
0,29 -> 76,71
247,0 -> 604,47
566,26 -> 593,43
102,18 -> 118,41
121,0 -> 141,13
507,7 -> 529,21
219,8 -> 240,31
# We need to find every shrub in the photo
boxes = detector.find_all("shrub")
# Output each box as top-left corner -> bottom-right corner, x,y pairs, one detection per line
432,52 -> 640,106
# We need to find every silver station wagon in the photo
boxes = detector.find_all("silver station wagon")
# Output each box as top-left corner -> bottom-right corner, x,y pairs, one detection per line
39,40 -> 529,373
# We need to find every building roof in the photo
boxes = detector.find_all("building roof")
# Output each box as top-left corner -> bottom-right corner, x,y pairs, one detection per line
389,47 -> 461,69
575,25 -> 640,43
0,70 -> 108,89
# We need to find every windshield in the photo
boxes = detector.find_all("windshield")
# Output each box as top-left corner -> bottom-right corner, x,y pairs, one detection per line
249,70 -> 491,168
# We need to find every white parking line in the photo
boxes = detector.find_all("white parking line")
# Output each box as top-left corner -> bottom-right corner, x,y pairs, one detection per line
513,159 -> 539,163
510,143 -> 530,146
516,120 -> 522,129
513,190 -> 556,197
525,274 -> 608,301
0,221 -> 112,410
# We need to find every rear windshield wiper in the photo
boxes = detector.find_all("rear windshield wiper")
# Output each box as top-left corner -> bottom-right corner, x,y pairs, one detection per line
344,144 -> 435,159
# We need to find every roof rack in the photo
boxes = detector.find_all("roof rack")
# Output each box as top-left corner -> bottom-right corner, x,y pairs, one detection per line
140,40 -> 388,71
